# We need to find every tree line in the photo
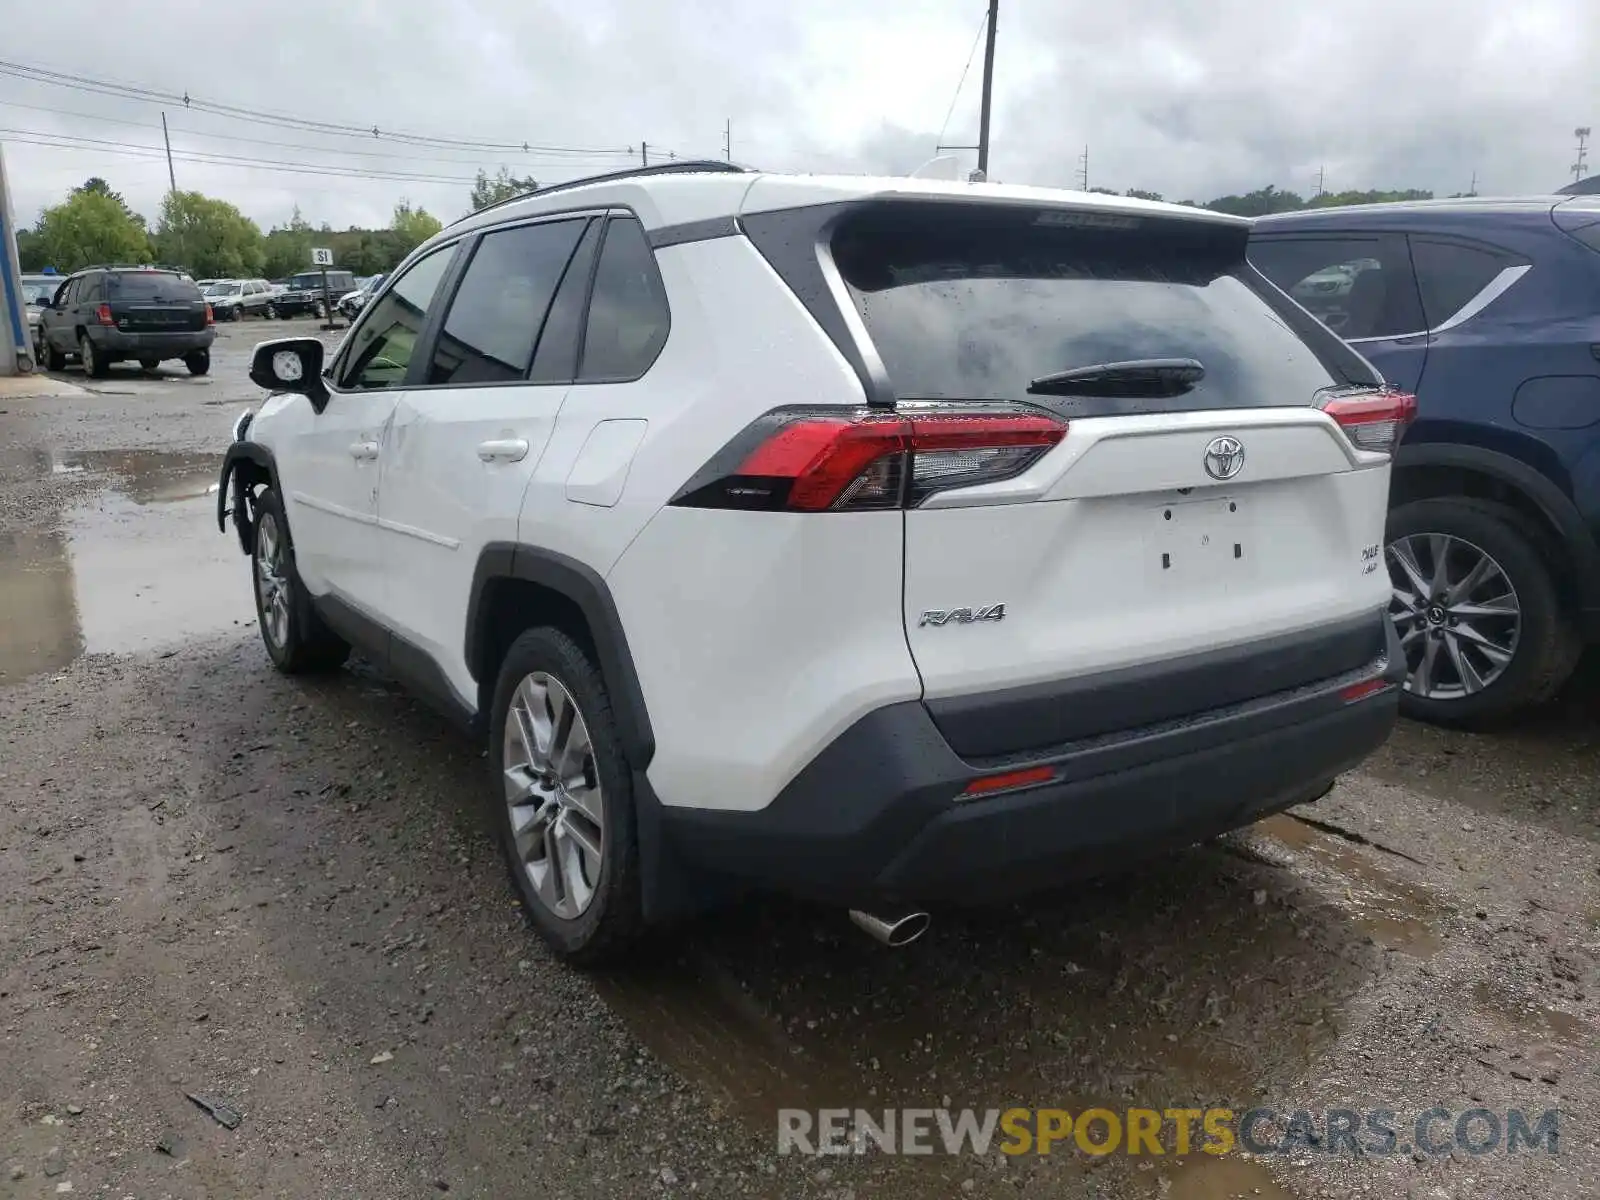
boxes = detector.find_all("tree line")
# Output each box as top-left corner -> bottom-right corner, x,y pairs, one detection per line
14,167 -> 539,279
15,169 -> 1452,279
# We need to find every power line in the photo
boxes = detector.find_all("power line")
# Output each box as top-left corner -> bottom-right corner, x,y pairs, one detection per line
0,57 -> 631,156
2,125 -> 649,181
936,8 -> 991,152
0,97 -> 640,169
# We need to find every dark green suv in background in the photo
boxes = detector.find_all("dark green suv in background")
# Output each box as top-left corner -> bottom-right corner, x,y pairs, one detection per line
36,266 -> 217,377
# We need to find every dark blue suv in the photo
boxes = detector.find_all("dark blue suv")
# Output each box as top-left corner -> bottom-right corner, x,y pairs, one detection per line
1250,197 -> 1600,726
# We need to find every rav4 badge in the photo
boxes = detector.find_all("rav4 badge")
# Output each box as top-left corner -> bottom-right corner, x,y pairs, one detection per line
918,604 -> 1006,628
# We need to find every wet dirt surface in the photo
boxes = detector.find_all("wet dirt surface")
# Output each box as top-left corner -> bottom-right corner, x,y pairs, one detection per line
0,329 -> 1596,1198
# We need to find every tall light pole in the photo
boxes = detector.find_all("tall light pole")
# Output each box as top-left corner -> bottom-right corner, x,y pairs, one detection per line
975,0 -> 999,178
935,1 -> 1000,181
1574,127 -> 1592,184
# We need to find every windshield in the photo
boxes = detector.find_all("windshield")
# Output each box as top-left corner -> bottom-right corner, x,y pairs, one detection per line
21,281 -> 55,304
205,283 -> 241,297
107,272 -> 203,301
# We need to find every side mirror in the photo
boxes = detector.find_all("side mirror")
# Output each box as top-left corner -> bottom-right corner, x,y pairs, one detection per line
250,338 -> 330,413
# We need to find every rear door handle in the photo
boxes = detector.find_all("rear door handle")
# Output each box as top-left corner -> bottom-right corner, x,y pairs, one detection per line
349,440 -> 380,461
477,438 -> 530,463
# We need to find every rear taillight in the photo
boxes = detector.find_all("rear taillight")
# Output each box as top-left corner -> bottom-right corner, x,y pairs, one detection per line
1321,389 -> 1417,455
671,405 -> 1068,512
95,304 -> 114,326
204,304 -> 215,326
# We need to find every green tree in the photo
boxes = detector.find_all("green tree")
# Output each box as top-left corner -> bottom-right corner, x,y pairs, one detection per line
32,186 -> 152,271
1203,185 -> 1307,217
15,226 -> 46,271
1124,188 -> 1164,202
391,200 -> 443,256
262,206 -> 315,278
155,190 -> 266,278
1086,186 -> 1120,195
469,167 -> 538,212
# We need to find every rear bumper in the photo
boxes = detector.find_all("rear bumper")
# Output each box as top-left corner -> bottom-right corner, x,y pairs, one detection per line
661,615 -> 1403,907
92,327 -> 215,356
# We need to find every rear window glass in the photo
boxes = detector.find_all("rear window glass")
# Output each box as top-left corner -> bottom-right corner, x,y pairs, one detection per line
107,273 -> 200,300
832,203 -> 1359,417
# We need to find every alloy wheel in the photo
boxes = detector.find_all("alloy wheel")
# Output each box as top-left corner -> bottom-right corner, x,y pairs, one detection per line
1387,533 -> 1521,700
255,511 -> 291,650
501,672 -> 605,919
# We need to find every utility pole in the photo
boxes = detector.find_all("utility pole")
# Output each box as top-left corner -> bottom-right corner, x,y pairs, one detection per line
1077,144 -> 1089,191
975,0 -> 999,178
724,119 -> 731,162
1470,169 -> 1478,196
641,142 -> 649,167
161,112 -> 177,194
1315,164 -> 1325,197
161,112 -> 181,271
1574,127 -> 1592,184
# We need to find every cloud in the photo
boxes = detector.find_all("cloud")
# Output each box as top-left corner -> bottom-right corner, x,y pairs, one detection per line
3,0 -> 1594,231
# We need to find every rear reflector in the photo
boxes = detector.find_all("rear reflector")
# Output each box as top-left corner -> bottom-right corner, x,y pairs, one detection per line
961,765 -> 1056,796
204,303 -> 215,326
672,405 -> 1068,512
1339,678 -> 1390,703
1321,389 -> 1417,455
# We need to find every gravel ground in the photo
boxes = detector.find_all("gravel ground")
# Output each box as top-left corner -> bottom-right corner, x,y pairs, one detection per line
0,322 -> 1595,1198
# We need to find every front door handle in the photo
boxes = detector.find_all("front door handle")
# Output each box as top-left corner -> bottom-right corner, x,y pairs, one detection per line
477,438 -> 530,463
349,440 -> 380,461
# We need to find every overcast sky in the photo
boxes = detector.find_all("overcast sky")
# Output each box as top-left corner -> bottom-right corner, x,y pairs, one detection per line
4,0 -> 1597,233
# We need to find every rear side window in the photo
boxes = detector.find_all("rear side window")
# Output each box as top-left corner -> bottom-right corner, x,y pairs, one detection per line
1248,235 -> 1425,340
339,247 -> 455,390
427,219 -> 586,386
107,273 -> 200,301
80,277 -> 103,303
1409,240 -> 1512,328
577,218 -> 670,382
835,203 -> 1360,419
530,220 -> 602,384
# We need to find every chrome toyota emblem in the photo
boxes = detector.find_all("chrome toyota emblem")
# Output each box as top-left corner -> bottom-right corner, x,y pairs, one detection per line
1203,435 -> 1245,481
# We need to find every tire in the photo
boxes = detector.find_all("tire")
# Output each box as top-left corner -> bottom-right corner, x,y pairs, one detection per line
489,627 -> 644,965
1386,497 -> 1580,727
184,350 -> 210,376
266,303 -> 279,320
79,334 -> 109,379
250,487 -> 350,674
40,333 -> 67,372
138,356 -> 160,372
313,301 -> 326,320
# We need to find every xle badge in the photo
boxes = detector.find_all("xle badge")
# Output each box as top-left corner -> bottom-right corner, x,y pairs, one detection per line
919,604 -> 1006,628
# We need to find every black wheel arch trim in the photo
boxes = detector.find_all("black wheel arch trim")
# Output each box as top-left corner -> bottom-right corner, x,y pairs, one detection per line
1392,440 -> 1600,610
466,542 -> 655,768
217,441 -> 281,556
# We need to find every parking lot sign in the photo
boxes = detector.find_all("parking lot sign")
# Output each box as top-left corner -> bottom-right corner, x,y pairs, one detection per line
311,247 -> 334,266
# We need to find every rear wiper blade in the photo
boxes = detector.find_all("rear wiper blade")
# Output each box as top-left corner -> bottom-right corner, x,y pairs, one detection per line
1026,358 -> 1205,398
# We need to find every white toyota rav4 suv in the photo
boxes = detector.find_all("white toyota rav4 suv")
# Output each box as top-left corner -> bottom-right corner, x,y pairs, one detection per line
218,162 -> 1410,963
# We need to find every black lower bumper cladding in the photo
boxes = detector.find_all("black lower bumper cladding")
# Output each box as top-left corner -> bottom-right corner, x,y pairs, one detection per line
661,614 -> 1404,908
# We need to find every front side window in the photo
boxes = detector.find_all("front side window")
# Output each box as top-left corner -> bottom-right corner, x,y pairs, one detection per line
337,247 -> 455,390
1249,234 -> 1425,340
427,219 -> 586,385
577,218 -> 670,382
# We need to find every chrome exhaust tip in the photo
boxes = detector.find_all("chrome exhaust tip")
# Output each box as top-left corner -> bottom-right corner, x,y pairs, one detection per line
849,908 -> 931,947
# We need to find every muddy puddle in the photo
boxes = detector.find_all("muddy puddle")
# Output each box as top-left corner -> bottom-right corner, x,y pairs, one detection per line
1256,813 -> 1446,957
0,449 -> 249,683
595,840 -> 1395,1198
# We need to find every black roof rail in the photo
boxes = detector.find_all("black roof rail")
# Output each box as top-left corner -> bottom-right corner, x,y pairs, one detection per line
449,160 -> 749,227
